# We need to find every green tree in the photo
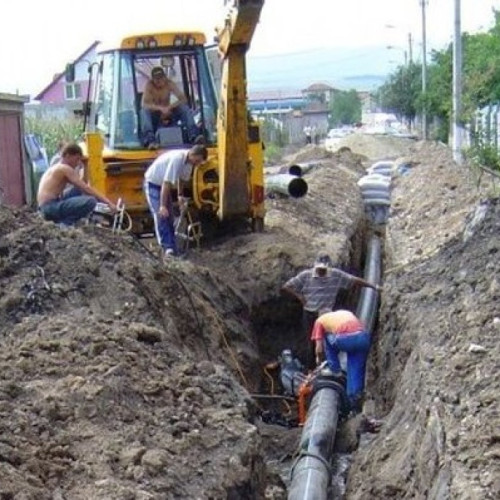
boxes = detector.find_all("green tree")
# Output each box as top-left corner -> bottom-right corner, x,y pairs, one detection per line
377,62 -> 422,131
329,90 -> 361,127
378,8 -> 500,143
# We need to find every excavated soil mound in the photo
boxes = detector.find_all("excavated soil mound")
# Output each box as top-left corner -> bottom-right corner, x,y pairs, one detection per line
0,147 -> 367,499
0,208 -> 271,499
3,137 -> 496,499
334,133 -> 417,161
347,145 -> 500,499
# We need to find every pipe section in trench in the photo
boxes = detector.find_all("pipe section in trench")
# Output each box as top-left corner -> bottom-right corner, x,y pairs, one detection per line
288,235 -> 382,500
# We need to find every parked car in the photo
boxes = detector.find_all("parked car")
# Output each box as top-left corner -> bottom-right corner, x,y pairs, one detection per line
324,127 -> 353,152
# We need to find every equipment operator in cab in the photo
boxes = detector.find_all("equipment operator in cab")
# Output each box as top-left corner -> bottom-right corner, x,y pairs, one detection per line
141,66 -> 199,148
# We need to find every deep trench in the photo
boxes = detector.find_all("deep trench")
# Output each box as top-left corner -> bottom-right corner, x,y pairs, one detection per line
251,219 -> 371,379
247,215 -> 386,493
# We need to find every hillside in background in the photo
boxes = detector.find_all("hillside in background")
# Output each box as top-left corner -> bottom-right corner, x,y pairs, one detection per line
247,45 -> 395,92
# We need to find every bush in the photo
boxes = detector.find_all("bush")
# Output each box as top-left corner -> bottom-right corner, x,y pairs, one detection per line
465,141 -> 500,173
263,142 -> 284,164
24,116 -> 83,160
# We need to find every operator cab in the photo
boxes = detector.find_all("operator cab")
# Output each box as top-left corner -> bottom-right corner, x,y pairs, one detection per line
86,33 -> 218,151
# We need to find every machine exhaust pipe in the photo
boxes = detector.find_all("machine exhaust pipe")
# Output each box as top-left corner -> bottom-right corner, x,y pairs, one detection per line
265,174 -> 308,198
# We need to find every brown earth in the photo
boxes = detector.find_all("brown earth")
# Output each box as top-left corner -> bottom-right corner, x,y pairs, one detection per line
0,137 -> 498,499
347,144 -> 500,500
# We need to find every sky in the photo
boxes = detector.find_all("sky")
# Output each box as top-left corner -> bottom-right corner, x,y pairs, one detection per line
1,0 -> 499,97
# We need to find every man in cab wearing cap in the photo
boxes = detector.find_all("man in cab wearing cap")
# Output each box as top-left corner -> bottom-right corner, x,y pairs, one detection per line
282,251 -> 381,368
141,66 -> 199,148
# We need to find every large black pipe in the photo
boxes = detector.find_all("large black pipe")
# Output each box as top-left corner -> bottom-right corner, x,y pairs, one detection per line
288,235 -> 382,499
288,386 -> 340,500
265,174 -> 308,198
278,164 -> 304,177
288,161 -> 325,176
356,235 -> 381,333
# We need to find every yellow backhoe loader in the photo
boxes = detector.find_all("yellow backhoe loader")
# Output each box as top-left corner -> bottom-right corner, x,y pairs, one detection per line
67,0 -> 265,237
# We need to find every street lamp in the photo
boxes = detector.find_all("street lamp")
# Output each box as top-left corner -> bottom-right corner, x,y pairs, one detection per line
385,25 -> 413,64
387,45 -> 408,66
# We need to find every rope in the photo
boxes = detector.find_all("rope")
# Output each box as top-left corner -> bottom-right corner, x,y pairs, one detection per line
127,234 -> 254,394
263,366 -> 275,395
126,235 -> 206,353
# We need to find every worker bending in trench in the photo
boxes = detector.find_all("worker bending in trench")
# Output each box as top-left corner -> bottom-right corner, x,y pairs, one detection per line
281,251 -> 381,369
144,144 -> 207,258
312,309 -> 370,414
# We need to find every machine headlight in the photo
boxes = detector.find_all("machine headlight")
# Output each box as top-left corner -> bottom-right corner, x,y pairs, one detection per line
135,38 -> 145,49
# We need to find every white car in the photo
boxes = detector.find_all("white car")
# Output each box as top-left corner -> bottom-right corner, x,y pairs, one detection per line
324,127 -> 353,152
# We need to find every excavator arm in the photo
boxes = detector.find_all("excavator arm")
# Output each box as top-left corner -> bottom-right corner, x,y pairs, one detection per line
215,0 -> 265,220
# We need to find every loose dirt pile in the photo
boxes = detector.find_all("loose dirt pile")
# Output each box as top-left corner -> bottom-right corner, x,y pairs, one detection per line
0,148 -> 366,499
1,135 -> 498,499
0,210 -> 267,499
347,146 -> 500,499
334,133 -> 417,160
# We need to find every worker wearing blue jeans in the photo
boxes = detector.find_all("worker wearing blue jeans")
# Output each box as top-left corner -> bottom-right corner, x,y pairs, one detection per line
312,309 -> 371,413
39,187 -> 96,226
144,181 -> 176,253
37,143 -> 116,227
143,145 -> 208,257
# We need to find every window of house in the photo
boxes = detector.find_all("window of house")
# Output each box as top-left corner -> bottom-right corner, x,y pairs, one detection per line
65,83 -> 82,100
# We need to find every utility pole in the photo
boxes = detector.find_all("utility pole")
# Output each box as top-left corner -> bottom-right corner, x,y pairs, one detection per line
420,0 -> 428,140
408,32 -> 413,63
452,0 -> 463,164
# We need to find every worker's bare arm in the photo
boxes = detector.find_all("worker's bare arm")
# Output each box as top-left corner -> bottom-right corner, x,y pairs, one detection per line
65,167 -> 117,211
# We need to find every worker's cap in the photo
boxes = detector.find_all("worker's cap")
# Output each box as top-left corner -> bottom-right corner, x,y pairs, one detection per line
151,66 -> 165,78
314,251 -> 332,269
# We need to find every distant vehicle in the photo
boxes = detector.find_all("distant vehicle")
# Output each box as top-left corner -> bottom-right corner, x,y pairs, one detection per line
324,127 -> 353,152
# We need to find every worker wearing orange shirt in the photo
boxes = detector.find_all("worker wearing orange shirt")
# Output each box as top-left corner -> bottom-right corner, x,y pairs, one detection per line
311,309 -> 371,413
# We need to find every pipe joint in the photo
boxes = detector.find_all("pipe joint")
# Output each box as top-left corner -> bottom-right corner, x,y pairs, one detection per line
312,373 -> 349,415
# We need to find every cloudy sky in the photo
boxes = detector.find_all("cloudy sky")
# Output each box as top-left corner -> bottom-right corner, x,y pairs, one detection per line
0,0 -> 499,96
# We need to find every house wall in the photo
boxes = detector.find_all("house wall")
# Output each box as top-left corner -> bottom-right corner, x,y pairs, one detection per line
302,113 -> 329,142
0,93 -> 30,206
36,45 -> 97,107
36,80 -> 91,107
283,112 -> 329,144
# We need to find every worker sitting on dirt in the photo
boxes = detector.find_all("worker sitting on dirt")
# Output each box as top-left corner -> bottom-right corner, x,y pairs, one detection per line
144,144 -> 208,258
141,66 -> 199,148
37,143 -> 117,226
311,309 -> 371,414
281,251 -> 381,369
